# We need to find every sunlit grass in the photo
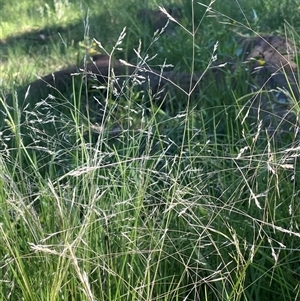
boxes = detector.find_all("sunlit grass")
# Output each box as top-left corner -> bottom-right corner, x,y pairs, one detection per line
0,0 -> 300,300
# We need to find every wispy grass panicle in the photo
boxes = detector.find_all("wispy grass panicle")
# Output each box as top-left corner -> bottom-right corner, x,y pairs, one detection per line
0,0 -> 300,301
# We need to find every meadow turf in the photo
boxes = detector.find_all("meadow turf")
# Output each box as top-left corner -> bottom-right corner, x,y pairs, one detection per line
0,0 -> 300,300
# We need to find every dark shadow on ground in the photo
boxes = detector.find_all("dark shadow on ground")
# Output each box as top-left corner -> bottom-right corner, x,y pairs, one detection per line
0,10 -> 132,63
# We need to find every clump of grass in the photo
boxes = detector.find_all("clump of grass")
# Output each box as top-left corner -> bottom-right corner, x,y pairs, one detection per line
1,1 -> 300,301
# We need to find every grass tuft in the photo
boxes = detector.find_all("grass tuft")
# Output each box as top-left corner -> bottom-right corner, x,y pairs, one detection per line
0,0 -> 300,300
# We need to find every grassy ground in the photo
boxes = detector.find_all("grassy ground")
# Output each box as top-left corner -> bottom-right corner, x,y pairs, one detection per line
0,0 -> 300,300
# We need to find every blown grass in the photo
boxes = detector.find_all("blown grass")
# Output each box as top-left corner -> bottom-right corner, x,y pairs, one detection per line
0,0 -> 300,300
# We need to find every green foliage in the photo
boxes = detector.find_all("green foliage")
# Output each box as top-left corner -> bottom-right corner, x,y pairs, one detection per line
0,0 -> 300,301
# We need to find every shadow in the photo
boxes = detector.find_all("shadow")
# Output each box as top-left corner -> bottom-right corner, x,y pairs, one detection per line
0,22 -> 83,58
0,10 -> 128,63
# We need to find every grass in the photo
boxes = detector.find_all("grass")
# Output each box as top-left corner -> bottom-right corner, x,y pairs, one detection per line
0,0 -> 300,300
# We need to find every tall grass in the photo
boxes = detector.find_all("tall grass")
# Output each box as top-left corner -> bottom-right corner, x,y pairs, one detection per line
0,0 -> 300,300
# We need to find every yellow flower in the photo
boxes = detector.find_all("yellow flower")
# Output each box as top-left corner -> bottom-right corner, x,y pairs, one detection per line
257,58 -> 265,66
89,48 -> 99,56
